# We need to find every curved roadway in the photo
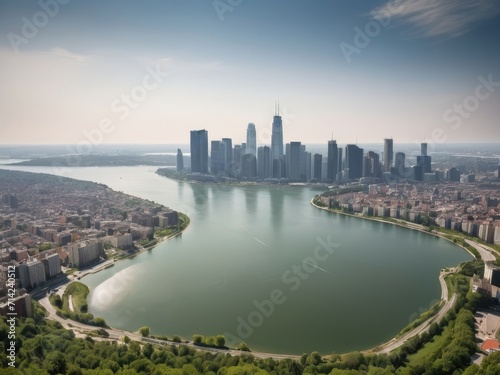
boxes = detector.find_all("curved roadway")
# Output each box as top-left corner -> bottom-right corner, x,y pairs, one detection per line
38,295 -> 299,360
465,240 -> 497,262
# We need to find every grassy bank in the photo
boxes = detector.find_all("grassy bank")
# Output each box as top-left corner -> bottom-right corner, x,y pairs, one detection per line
49,281 -> 107,327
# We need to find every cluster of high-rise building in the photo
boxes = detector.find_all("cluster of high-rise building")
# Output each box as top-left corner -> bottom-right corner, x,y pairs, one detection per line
183,107 -> 470,184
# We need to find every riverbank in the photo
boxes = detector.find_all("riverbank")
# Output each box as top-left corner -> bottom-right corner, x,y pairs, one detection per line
155,167 -> 329,189
310,197 -> 480,261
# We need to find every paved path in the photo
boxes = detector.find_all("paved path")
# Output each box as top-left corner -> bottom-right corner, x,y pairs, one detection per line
374,269 -> 456,354
464,240 -> 497,262
38,296 -> 299,360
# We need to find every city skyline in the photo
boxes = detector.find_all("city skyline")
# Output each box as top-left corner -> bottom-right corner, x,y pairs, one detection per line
1,0 -> 499,145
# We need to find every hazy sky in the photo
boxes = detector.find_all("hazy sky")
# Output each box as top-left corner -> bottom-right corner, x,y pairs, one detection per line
1,0 -> 499,146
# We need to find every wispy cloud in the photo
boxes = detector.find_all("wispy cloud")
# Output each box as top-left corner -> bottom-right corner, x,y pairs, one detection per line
372,0 -> 500,38
51,47 -> 90,62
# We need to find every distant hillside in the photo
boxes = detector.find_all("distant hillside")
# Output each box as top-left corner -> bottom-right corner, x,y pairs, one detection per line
8,154 -> 186,167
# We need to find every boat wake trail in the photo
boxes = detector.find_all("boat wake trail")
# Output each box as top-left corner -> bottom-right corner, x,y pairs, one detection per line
244,229 -> 271,248
302,260 -> 329,273
253,237 -> 271,248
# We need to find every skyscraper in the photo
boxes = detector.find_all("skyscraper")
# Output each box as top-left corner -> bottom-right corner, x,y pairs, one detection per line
176,148 -> 184,172
222,138 -> 233,175
447,167 -> 461,181
337,148 -> 343,177
246,123 -> 256,156
240,154 -> 257,178
271,105 -> 284,178
417,142 -> 431,174
233,144 -> 244,173
288,142 -> 302,181
257,146 -> 272,178
313,154 -> 322,180
327,140 -> 338,182
421,142 -> 428,156
190,129 -> 208,174
363,151 -> 380,178
345,144 -> 364,179
210,140 -> 226,175
383,138 -> 393,172
395,152 -> 406,177
300,150 -> 311,181
417,155 -> 432,173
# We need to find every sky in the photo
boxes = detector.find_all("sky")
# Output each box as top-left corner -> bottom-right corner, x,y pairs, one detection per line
0,0 -> 499,146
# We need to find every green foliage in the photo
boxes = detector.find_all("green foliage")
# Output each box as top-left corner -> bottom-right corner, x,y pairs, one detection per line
139,326 -> 150,337
43,350 -> 67,375
38,243 -> 52,252
49,294 -> 63,309
192,334 -> 203,345
215,335 -> 226,348
49,282 -> 107,328
459,260 -> 485,277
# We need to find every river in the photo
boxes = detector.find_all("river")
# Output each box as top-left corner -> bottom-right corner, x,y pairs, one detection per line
1,165 -> 472,354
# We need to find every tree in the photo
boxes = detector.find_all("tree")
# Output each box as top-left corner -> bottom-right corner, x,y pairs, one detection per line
237,342 -> 250,351
139,326 -> 150,337
215,335 -> 225,348
147,229 -> 155,241
143,343 -> 154,359
307,351 -> 322,366
123,335 -> 131,343
192,334 -> 203,345
343,351 -> 365,369
44,351 -> 67,375
428,322 -> 442,337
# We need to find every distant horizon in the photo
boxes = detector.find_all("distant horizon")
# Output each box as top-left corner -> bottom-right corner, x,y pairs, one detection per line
1,141 -> 500,146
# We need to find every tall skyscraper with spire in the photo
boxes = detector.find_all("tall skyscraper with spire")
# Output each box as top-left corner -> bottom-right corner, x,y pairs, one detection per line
271,103 -> 283,160
246,123 -> 256,156
271,103 -> 284,178
327,140 -> 338,182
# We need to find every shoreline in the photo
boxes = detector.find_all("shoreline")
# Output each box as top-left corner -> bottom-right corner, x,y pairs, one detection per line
67,214 -> 191,283
309,197 -> 478,260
